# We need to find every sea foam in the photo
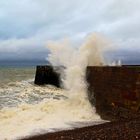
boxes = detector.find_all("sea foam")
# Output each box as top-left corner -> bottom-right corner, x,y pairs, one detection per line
0,33 -> 110,139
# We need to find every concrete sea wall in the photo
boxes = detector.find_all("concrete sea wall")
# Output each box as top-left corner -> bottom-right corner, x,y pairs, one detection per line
34,66 -> 60,87
86,66 -> 140,120
34,66 -> 140,120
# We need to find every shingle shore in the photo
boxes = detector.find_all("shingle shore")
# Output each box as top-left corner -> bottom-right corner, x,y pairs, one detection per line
21,119 -> 140,140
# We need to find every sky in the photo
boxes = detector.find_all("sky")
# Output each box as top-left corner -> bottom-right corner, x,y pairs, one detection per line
0,0 -> 140,64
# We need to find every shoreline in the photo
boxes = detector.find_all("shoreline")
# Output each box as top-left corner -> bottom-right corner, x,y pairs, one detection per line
21,119 -> 140,140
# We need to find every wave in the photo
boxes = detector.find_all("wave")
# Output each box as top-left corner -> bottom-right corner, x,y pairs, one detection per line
0,79 -> 102,140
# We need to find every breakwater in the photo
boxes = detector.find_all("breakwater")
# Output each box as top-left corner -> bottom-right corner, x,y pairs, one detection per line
34,66 -> 60,87
86,66 -> 140,120
34,65 -> 140,120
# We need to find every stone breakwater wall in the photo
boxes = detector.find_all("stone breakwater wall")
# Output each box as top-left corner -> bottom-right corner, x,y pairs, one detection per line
86,66 -> 140,120
34,66 -> 60,87
34,65 -> 140,120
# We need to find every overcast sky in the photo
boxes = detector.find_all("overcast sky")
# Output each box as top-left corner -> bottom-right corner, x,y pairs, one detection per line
0,0 -> 140,63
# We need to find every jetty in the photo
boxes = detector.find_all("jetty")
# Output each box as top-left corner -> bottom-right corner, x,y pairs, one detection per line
28,65 -> 140,140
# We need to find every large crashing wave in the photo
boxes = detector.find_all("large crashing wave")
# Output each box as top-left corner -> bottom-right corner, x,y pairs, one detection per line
0,33 -> 110,140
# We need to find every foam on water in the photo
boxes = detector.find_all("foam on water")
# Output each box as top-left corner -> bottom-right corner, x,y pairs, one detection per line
0,80 -> 101,140
0,33 -> 110,139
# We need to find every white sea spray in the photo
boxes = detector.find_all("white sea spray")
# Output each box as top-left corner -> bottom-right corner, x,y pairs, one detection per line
0,33 -> 111,139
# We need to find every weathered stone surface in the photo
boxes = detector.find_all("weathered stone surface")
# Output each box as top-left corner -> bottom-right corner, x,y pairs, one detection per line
86,66 -> 140,120
34,66 -> 60,87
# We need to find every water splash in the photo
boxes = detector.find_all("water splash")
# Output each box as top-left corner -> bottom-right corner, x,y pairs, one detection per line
0,33 -> 111,139
47,33 -> 111,95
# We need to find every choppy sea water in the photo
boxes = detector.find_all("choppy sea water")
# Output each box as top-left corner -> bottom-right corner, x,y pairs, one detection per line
0,67 -> 104,140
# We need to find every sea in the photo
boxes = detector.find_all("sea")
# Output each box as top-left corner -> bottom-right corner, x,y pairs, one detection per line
0,61 -> 103,140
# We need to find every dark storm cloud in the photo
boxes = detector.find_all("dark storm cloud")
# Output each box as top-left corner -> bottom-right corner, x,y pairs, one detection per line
0,0 -> 139,62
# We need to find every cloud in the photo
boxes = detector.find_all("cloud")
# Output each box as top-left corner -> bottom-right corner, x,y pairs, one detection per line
0,0 -> 139,62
